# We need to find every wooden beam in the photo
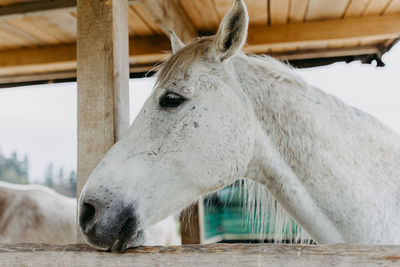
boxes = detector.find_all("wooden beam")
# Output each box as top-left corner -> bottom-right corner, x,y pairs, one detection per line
0,0 -> 76,21
139,0 -> 197,42
76,0 -> 130,203
1,243 -> 400,266
0,0 -> 137,21
0,44 -> 385,85
180,198 -> 205,244
0,15 -> 398,80
0,35 -> 170,79
245,14 -> 400,54
272,46 -> 381,61
0,70 -> 76,86
0,44 -> 388,83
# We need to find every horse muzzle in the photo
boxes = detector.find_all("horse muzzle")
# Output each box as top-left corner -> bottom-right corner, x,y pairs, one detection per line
78,194 -> 144,252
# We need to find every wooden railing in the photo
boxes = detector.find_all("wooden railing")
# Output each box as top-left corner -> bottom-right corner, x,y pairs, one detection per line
1,243 -> 399,266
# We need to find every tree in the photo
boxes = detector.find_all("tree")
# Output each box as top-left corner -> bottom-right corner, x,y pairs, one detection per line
68,170 -> 77,197
44,162 -> 54,188
57,167 -> 65,185
0,150 -> 29,184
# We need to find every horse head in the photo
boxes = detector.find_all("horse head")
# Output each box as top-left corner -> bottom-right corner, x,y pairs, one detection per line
78,0 -> 256,252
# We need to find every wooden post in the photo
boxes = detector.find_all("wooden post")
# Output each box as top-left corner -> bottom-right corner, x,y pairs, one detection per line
180,197 -> 205,244
76,0 -> 129,214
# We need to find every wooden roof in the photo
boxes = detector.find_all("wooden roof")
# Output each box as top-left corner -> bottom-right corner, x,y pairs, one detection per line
0,0 -> 399,85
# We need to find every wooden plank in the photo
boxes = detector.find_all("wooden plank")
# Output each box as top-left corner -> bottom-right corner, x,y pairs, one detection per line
0,70 -> 76,85
273,45 -> 380,60
212,0 -> 233,22
0,20 -> 43,47
0,15 -> 398,77
212,0 -> 268,28
139,0 -> 196,42
363,0 -> 391,16
0,0 -> 76,21
0,0 -> 42,5
0,35 -> 170,77
0,44 -> 387,84
343,0 -> 371,18
180,199 -> 205,244
76,0 -> 130,205
45,11 -> 77,38
244,0 -> 268,25
245,15 -> 400,53
384,0 -> 400,14
270,0 -> 289,25
327,39 -> 360,49
180,0 -> 219,31
0,0 -> 136,21
306,0 -> 350,21
0,23 -> 38,49
0,243 -> 400,266
288,0 -> 309,23
359,38 -> 387,46
127,6 -> 153,36
4,16 -> 75,44
129,4 -> 163,35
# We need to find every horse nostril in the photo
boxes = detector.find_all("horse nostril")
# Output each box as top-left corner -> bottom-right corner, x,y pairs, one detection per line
79,202 -> 96,233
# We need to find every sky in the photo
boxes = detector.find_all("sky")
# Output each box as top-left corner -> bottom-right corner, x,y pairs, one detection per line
0,43 -> 399,183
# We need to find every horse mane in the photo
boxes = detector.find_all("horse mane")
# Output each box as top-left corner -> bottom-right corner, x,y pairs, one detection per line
156,36 -> 214,87
233,179 -> 312,243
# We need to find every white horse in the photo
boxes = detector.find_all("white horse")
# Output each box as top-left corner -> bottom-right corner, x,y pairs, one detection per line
0,181 -> 180,245
0,181 -> 76,244
78,0 -> 400,252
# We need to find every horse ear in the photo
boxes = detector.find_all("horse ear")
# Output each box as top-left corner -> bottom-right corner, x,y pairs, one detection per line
169,31 -> 185,54
213,0 -> 249,61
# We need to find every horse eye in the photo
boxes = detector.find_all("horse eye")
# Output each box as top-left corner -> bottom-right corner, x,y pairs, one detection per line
159,92 -> 186,108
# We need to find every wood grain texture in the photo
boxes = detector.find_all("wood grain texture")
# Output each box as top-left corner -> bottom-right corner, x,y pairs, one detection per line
0,0 -> 136,21
306,0 -> 350,20
363,0 -> 391,16
246,0 -> 268,25
270,0 -> 289,25
0,21 -> 41,48
0,0 -> 41,5
384,0 -> 400,14
289,0 -> 309,23
0,243 -> 399,266
4,15 -> 75,44
246,15 -> 400,53
0,35 -> 170,77
273,45 -> 379,60
0,14 -> 398,77
180,199 -> 205,244
76,0 -> 130,203
0,0 -> 76,21
127,6 -> 153,36
180,0 -> 219,32
139,0 -> 196,42
344,0 -> 371,18
129,3 -> 163,35
211,0 -> 231,21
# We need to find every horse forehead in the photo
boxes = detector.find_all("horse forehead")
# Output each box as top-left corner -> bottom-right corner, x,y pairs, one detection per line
155,75 -> 199,96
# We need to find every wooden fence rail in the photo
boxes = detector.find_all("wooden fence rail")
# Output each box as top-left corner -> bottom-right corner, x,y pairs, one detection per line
0,243 -> 399,266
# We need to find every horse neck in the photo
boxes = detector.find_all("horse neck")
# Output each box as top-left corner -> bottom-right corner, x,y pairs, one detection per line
232,54 -> 331,177
230,54 -> 400,243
